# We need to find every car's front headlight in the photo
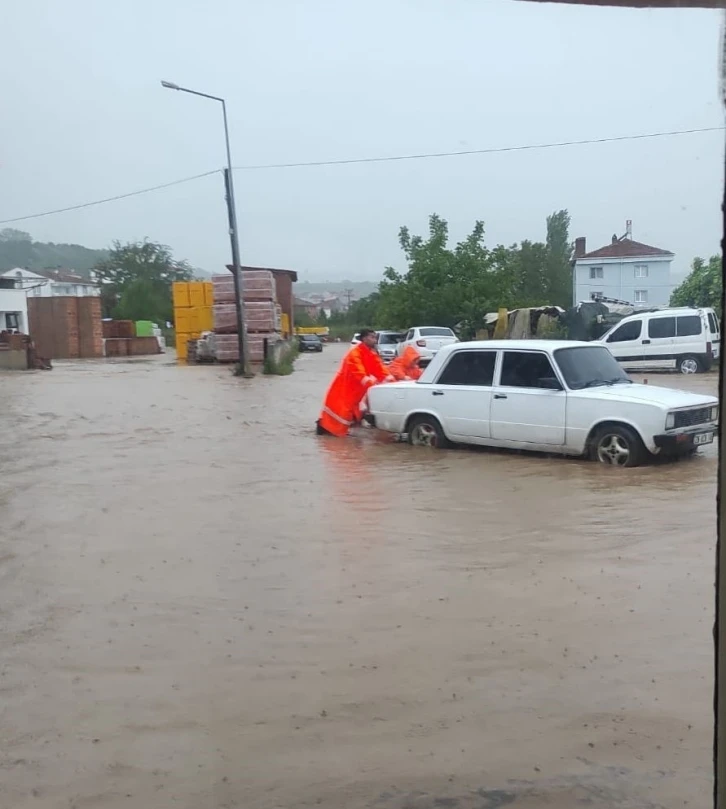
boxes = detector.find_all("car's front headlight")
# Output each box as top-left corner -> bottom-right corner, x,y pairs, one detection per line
665,412 -> 676,430
711,405 -> 719,422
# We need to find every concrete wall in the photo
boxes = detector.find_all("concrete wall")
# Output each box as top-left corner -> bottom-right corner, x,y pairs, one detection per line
574,256 -> 673,307
0,347 -> 29,370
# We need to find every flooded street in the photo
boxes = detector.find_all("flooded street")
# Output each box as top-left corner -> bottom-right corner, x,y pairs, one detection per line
0,344 -> 717,809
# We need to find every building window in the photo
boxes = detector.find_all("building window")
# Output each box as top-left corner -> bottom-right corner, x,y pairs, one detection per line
589,266 -> 603,280
634,264 -> 649,278
634,289 -> 648,304
5,313 -> 20,331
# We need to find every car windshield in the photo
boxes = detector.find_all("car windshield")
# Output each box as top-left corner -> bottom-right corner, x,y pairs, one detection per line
554,346 -> 632,390
377,333 -> 401,345
420,328 -> 454,337
301,335 -> 319,342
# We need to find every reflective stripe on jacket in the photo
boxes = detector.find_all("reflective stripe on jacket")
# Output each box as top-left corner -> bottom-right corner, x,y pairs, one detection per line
318,343 -> 390,436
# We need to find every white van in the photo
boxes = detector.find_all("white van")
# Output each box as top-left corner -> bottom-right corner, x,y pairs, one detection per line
599,307 -> 720,374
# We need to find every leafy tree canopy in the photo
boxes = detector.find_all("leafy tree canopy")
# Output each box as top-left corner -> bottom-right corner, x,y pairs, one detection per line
372,210 -> 572,336
670,255 -> 722,315
94,240 -> 194,322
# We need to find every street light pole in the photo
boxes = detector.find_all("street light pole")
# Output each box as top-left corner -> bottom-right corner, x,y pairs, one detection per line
161,80 -> 249,375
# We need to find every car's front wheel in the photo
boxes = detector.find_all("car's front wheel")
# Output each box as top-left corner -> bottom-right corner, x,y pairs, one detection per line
590,424 -> 646,467
407,415 -> 450,449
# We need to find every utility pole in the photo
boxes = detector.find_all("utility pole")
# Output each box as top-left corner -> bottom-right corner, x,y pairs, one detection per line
223,167 -> 248,375
161,80 -> 250,375
344,288 -> 353,310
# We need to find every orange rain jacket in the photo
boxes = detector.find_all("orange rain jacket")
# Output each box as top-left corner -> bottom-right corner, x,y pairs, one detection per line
388,346 -> 423,381
318,343 -> 391,436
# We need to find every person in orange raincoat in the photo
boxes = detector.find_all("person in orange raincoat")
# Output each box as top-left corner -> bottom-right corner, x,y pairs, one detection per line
388,345 -> 423,381
317,329 -> 393,436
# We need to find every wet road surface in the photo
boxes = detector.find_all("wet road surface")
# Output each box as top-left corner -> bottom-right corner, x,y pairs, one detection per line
0,345 -> 717,808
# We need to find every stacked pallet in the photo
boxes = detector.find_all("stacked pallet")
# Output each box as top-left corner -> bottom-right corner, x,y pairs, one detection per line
102,320 -> 135,339
211,270 -> 280,363
27,297 -> 103,359
104,337 -> 162,357
173,281 -> 214,360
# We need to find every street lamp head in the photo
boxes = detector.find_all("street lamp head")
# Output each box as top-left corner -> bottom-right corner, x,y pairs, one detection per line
161,80 -> 180,90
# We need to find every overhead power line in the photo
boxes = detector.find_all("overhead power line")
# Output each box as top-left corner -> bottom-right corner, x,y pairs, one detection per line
0,169 -> 220,225
234,126 -> 725,170
0,126 -> 722,225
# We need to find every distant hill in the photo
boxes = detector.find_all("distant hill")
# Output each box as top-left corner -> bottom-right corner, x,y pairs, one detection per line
0,228 -> 107,277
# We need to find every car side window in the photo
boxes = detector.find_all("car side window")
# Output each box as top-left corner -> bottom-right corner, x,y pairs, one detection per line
406,330 -> 414,341
437,351 -> 496,386
648,317 -> 675,339
708,312 -> 719,334
500,352 -> 561,389
676,315 -> 701,336
607,320 -> 642,342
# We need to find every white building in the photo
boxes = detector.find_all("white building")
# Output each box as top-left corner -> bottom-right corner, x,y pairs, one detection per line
0,268 -> 100,333
572,223 -> 674,308
0,272 -> 30,332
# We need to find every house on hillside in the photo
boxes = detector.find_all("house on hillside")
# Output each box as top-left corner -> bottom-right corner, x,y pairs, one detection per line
34,269 -> 100,297
572,222 -> 674,308
294,296 -> 320,320
0,268 -> 100,298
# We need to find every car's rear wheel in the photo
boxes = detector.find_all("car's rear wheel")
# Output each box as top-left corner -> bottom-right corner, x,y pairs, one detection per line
407,415 -> 450,449
590,424 -> 646,467
678,354 -> 701,374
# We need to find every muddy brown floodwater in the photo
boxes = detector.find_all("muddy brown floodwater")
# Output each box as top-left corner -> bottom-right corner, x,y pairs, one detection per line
0,344 -> 717,808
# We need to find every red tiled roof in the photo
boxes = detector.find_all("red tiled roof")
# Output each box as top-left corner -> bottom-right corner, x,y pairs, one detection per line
582,238 -> 673,260
36,269 -> 96,284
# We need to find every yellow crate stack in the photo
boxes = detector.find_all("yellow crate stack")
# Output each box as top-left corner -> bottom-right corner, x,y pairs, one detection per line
172,281 -> 213,361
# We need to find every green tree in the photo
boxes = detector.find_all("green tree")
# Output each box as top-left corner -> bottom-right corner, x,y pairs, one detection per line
0,228 -> 32,243
377,215 -> 508,333
94,239 -> 194,321
671,255 -> 722,314
509,239 -> 548,306
544,209 -> 573,306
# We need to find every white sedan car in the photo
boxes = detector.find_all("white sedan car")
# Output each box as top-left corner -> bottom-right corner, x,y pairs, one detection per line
397,326 -> 458,361
366,340 -> 719,467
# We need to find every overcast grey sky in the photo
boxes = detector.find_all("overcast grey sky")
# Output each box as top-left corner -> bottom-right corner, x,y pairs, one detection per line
1,1 -> 723,281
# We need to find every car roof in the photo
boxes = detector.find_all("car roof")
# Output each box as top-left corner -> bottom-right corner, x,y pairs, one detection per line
619,307 -> 707,320
438,340 -> 591,355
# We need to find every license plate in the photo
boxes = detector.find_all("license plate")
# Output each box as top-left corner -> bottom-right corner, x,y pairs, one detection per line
694,432 -> 714,446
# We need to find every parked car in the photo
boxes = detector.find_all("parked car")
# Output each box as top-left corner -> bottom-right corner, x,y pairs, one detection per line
351,333 -> 361,346
298,334 -> 323,352
599,307 -> 720,374
366,340 -> 718,467
397,327 -> 458,361
376,331 -> 405,363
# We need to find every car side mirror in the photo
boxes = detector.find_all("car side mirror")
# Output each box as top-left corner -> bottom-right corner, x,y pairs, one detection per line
538,377 -> 563,391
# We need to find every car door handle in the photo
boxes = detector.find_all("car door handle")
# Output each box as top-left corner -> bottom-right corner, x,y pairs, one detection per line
494,394 -> 507,400
642,339 -> 651,344
432,390 -> 444,396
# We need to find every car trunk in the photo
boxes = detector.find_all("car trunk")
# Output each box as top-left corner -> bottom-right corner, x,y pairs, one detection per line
417,335 -> 457,353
